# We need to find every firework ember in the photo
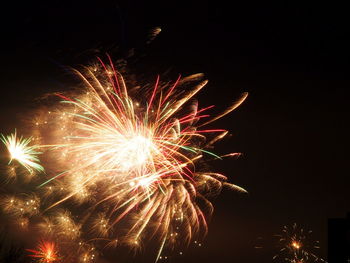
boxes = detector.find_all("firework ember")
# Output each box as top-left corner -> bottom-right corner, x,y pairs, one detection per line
0,57 -> 247,262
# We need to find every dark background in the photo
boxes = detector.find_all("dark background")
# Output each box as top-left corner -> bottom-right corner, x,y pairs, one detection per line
0,1 -> 349,262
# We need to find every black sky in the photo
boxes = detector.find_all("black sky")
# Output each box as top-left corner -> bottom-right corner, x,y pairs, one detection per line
0,1 -> 349,262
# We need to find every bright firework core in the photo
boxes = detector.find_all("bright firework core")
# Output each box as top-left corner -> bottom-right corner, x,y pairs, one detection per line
118,134 -> 154,171
291,241 -> 301,249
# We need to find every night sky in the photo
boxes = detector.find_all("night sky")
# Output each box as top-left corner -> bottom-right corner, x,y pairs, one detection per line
1,1 -> 349,262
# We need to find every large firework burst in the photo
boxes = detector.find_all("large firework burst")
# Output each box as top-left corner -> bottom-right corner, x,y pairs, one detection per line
0,57 -> 247,262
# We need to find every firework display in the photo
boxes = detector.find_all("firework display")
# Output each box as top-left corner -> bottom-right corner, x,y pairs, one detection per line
0,57 -> 247,262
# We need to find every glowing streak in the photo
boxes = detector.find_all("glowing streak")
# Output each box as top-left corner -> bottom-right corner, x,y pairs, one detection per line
199,92 -> 248,127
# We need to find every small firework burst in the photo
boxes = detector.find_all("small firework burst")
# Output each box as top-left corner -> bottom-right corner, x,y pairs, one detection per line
273,223 -> 327,262
26,240 -> 59,262
0,131 -> 44,173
